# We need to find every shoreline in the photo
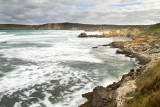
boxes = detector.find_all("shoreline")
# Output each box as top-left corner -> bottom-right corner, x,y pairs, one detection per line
79,34 -> 160,107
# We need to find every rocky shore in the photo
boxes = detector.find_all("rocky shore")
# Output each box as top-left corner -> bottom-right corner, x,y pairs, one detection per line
79,32 -> 160,107
78,32 -> 105,38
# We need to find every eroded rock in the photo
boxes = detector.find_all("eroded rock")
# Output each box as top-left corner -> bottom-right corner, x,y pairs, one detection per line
78,33 -> 88,37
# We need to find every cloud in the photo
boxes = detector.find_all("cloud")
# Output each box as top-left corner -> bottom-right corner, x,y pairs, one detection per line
0,0 -> 159,25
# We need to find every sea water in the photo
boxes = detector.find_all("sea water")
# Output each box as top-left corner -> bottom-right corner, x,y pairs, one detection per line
0,30 -> 137,107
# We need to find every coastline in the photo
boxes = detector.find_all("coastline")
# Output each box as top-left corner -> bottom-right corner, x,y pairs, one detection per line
79,33 -> 160,107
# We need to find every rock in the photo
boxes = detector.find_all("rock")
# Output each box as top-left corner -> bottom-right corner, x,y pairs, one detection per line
149,48 -> 160,54
92,47 -> 98,48
130,69 -> 134,72
155,44 -> 160,49
125,54 -> 134,58
134,53 -> 151,65
124,76 -> 132,82
122,69 -> 135,80
108,81 -> 122,90
78,33 -> 88,37
116,47 -> 151,65
91,86 -> 117,107
102,44 -> 109,46
116,48 -> 132,55
81,86 -> 117,107
108,42 -> 125,48
78,33 -> 105,38
1,42 -> 7,44
82,92 -> 93,101
141,46 -> 148,51
116,49 -> 123,54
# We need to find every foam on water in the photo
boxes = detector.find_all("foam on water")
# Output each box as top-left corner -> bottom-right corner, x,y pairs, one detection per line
0,32 -> 6,35
0,30 -> 137,107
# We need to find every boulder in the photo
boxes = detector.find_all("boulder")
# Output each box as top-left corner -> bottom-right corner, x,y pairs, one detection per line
91,86 -> 117,107
92,47 -> 98,48
149,48 -> 160,54
78,33 -> 88,37
108,42 -> 125,48
133,53 -> 151,65
116,48 -> 132,54
1,42 -> 7,44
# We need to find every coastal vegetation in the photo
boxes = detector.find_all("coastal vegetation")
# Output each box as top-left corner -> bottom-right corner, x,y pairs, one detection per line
127,60 -> 160,107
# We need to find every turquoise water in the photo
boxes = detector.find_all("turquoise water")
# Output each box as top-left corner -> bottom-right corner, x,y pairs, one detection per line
0,30 -> 137,107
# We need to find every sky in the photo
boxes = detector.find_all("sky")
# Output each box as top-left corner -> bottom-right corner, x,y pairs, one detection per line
0,0 -> 160,25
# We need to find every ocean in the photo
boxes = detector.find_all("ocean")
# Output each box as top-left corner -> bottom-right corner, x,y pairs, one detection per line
0,30 -> 137,107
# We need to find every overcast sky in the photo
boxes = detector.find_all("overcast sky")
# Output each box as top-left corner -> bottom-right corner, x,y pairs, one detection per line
0,0 -> 160,25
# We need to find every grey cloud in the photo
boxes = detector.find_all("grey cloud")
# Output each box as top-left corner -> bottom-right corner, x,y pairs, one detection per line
0,0 -> 159,25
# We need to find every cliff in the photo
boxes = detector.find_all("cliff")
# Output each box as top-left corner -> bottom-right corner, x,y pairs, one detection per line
79,23 -> 160,107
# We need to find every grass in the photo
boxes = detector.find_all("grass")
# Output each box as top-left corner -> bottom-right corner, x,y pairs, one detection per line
142,23 -> 160,37
127,60 -> 160,107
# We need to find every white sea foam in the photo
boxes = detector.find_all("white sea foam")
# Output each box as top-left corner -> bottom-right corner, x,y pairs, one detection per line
0,32 -> 6,35
85,31 -> 103,35
0,30 -> 137,107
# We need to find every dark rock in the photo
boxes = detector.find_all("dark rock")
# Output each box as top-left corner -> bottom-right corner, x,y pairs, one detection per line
108,81 -> 122,90
116,48 -> 132,55
130,69 -> 134,72
91,86 -> 117,107
116,49 -> 123,54
78,33 -> 88,37
102,44 -> 109,46
81,86 -> 117,107
92,47 -> 98,48
122,69 -> 135,80
125,54 -> 134,58
133,53 -> 151,65
80,65 -> 146,107
82,92 -> 93,101
108,42 -> 125,48
1,42 -> 7,44
135,66 -> 146,76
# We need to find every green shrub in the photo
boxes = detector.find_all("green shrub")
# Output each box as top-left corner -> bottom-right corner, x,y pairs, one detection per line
127,60 -> 160,107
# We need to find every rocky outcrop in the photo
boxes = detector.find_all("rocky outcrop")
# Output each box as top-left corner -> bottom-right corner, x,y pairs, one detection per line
78,33 -> 105,38
78,28 -> 142,38
80,67 -> 145,107
78,33 -> 88,37
102,28 -> 142,37
80,35 -> 160,107
116,48 -> 151,65
83,86 -> 117,107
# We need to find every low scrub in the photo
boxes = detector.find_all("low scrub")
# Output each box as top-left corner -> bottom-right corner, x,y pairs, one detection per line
127,60 -> 160,107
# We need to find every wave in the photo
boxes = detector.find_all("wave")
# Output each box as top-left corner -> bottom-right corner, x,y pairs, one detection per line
0,32 -> 6,35
0,30 -> 137,107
